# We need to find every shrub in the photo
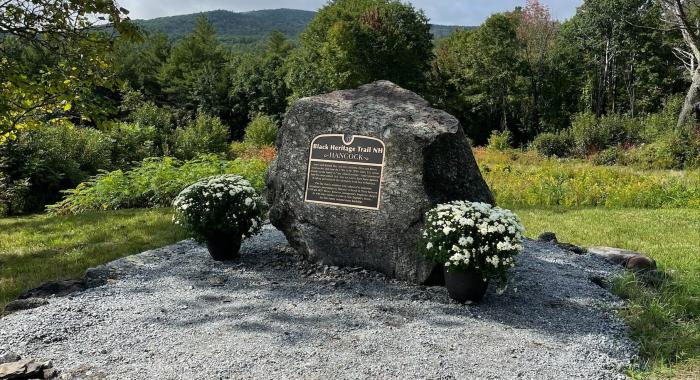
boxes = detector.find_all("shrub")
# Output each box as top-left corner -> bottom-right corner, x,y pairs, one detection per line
172,111 -> 228,160
173,175 -> 266,243
0,177 -> 29,216
0,124 -> 112,215
107,122 -> 158,169
571,113 -> 644,155
244,115 -> 278,147
487,130 -> 512,151
532,132 -> 573,157
626,128 -> 700,170
641,95 -> 685,142
420,201 -> 525,285
48,155 -> 270,215
228,115 -> 279,161
125,96 -> 177,152
592,146 -> 625,166
229,141 -> 254,160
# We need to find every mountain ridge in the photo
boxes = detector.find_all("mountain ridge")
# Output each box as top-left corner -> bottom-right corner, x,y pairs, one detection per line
132,8 -> 471,48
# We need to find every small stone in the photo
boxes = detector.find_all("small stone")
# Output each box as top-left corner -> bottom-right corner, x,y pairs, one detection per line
3,297 -> 49,314
538,232 -> 557,242
626,255 -> 657,271
44,367 -> 58,379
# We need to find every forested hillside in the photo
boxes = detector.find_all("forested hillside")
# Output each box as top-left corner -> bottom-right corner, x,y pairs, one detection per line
134,8 -> 467,48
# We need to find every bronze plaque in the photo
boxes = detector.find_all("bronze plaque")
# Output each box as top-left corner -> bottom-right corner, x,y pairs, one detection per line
304,134 -> 386,210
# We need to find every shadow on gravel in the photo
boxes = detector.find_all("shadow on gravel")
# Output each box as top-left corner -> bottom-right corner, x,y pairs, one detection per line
122,234 -> 623,344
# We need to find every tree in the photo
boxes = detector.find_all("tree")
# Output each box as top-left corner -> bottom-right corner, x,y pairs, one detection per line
228,31 -> 292,137
430,13 -> 525,143
563,0 -> 682,117
113,33 -> 171,100
658,0 -> 700,127
516,0 -> 558,135
286,0 -> 433,98
0,0 -> 139,142
158,16 -> 229,121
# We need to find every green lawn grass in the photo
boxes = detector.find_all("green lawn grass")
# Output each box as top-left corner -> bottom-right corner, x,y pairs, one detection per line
515,207 -> 700,379
0,208 -> 186,310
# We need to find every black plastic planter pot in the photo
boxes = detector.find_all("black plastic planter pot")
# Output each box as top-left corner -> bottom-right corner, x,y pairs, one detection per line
443,267 -> 489,303
206,234 -> 242,261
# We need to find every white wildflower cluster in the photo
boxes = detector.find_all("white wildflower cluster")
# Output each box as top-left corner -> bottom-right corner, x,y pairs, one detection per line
172,174 -> 266,242
420,201 -> 525,282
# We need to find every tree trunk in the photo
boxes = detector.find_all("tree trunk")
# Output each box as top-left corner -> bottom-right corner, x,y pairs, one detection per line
678,67 -> 700,129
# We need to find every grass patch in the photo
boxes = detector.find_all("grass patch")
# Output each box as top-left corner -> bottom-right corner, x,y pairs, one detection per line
515,207 -> 700,379
0,208 -> 186,310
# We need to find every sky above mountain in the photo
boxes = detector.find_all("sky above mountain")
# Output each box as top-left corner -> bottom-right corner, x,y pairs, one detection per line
117,0 -> 582,25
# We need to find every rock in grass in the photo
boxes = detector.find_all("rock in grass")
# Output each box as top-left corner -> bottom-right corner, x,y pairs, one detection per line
266,81 -> 494,283
587,246 -> 639,265
625,255 -> 657,271
588,246 -> 656,271
538,232 -> 557,242
3,298 -> 49,314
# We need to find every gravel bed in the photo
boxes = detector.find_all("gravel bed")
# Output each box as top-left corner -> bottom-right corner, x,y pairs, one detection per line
0,225 -> 636,379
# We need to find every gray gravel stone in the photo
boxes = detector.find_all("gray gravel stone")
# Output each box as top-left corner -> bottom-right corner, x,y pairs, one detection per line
0,225 -> 636,379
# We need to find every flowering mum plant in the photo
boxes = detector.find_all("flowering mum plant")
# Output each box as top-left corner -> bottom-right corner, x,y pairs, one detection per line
420,201 -> 525,284
173,175 -> 266,242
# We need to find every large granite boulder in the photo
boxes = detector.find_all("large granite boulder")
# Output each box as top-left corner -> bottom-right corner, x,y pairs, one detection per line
266,81 -> 494,283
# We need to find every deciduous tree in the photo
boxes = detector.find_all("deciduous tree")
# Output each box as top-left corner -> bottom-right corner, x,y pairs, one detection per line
0,0 -> 138,142
286,0 -> 433,98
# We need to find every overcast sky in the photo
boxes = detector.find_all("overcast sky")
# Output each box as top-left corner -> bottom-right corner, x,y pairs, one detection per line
117,0 -> 582,26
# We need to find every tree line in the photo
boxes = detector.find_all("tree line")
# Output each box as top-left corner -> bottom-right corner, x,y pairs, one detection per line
2,0 -> 700,215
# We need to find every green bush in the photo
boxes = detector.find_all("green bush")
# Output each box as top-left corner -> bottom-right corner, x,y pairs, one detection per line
124,93 -> 177,152
48,155 -> 270,215
626,128 -> 700,170
532,132 -> 573,157
640,95 -> 684,142
228,141 -> 254,160
107,122 -> 158,169
571,113 -> 644,155
172,111 -> 229,160
592,146 -> 625,166
0,124 -> 112,215
243,115 -> 278,147
487,130 -> 512,151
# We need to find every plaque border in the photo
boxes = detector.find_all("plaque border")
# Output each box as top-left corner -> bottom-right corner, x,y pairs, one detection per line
303,134 -> 386,210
